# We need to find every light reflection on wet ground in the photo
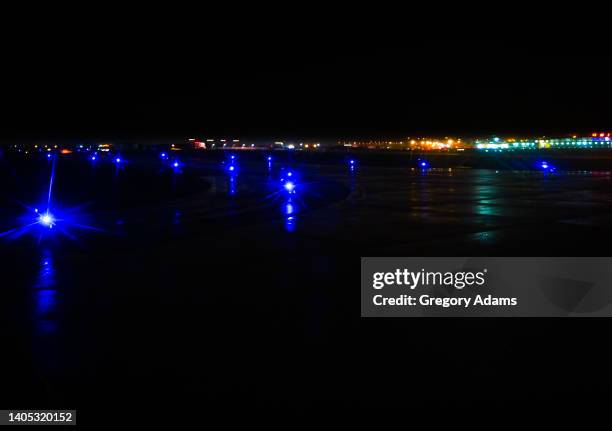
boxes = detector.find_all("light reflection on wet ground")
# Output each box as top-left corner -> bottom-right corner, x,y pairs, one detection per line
3,155 -> 612,413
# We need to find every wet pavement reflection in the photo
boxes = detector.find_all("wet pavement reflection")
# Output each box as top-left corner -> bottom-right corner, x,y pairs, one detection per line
3,154 -> 612,413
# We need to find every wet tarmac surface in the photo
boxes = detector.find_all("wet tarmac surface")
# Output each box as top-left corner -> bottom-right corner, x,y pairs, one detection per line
2,151 -> 612,422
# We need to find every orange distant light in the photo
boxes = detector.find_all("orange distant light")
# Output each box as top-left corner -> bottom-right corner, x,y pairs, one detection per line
60,149 -> 72,154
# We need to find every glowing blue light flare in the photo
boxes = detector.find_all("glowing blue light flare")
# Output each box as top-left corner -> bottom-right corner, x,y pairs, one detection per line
38,212 -> 55,228
0,156 -> 102,240
539,160 -> 555,171
284,181 -> 296,193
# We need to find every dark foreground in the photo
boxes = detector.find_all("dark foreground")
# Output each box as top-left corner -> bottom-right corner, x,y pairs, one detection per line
1,150 -> 612,424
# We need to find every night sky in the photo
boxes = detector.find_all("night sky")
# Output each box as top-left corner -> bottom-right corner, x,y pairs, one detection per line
1,31 -> 609,140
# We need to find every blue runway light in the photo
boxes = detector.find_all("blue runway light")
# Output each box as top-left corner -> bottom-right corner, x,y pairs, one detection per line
228,165 -> 235,172
90,155 -> 97,161
349,159 -> 356,165
0,154 -> 101,240
539,160 -> 555,171
160,152 -> 167,158
38,212 -> 55,228
284,181 -> 296,193
115,157 -> 122,164
47,153 -> 52,159
267,156 -> 272,161
420,160 -> 429,168
173,161 -> 179,168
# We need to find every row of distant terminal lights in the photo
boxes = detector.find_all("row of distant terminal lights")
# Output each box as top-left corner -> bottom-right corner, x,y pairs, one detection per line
341,139 -> 460,144
276,142 -> 321,149
187,138 -> 240,145
340,139 -> 460,150
476,136 -> 612,150
482,135 -> 612,142
188,138 -> 322,150
189,138 -> 252,149
10,144 -> 111,154
189,138 -> 240,144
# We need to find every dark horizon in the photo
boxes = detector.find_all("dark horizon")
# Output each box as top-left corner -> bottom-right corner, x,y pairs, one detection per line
2,37 -> 611,140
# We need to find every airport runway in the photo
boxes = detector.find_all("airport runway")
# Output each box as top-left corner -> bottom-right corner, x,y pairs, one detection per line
2,152 -> 612,419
